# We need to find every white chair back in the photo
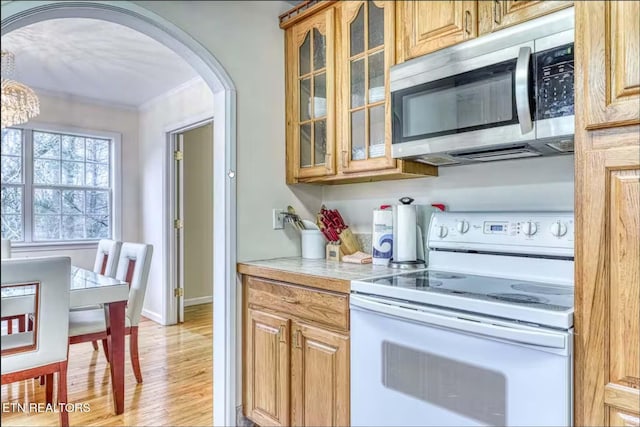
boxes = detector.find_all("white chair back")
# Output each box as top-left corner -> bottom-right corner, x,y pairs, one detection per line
114,243 -> 153,326
1,256 -> 70,375
1,239 -> 11,259
93,239 -> 122,277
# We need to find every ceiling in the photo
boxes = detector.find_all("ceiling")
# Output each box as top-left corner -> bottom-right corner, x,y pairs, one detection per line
1,18 -> 200,108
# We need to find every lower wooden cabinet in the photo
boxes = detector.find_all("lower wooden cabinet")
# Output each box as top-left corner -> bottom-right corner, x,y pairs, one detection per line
243,275 -> 350,427
244,308 -> 290,427
291,322 -> 349,427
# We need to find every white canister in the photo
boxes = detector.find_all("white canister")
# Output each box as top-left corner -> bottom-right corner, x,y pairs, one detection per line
301,230 -> 326,259
372,205 -> 393,265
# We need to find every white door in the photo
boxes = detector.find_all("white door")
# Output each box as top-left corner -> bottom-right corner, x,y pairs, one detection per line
350,295 -> 572,427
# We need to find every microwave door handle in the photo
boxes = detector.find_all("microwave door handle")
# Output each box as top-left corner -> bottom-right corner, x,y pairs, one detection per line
515,46 -> 533,134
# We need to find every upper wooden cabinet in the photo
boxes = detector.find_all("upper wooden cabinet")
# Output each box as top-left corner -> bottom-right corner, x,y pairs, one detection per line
576,0 -> 640,130
397,0 -> 477,62
287,7 -> 336,181
337,0 -> 395,173
478,1 -> 573,34
283,2 -> 437,184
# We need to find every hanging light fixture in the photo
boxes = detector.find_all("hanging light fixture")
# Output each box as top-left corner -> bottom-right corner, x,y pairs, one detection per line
1,50 -> 40,129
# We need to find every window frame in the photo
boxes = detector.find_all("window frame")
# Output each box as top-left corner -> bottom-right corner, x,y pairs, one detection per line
2,122 -> 122,251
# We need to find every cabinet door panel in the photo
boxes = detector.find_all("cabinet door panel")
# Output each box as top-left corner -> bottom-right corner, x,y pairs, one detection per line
576,1 -> 640,129
400,0 -> 477,60
244,309 -> 290,427
575,127 -> 640,426
291,321 -> 349,427
610,409 -> 640,427
479,1 -> 572,34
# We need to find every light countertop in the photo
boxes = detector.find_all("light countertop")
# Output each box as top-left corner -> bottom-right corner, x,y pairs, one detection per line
237,257 -> 412,294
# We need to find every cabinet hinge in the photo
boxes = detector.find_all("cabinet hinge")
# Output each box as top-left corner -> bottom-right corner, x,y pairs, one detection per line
174,287 -> 184,297
174,150 -> 183,161
174,219 -> 183,229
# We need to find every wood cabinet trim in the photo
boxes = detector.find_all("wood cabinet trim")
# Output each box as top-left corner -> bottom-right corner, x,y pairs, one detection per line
238,263 -> 351,294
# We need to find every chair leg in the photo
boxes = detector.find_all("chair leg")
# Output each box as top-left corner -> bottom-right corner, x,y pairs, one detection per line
58,361 -> 69,427
18,316 -> 25,333
130,326 -> 143,383
40,375 -> 45,386
102,339 -> 110,363
91,341 -> 98,351
7,319 -> 12,334
45,373 -> 54,405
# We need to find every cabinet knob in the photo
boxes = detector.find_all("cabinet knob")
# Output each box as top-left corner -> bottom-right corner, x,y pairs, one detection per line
494,0 -> 502,24
465,10 -> 472,35
279,325 -> 286,343
294,329 -> 302,348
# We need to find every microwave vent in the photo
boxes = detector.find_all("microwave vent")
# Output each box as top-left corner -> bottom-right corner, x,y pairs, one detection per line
546,139 -> 575,153
451,145 -> 542,162
416,156 -> 461,166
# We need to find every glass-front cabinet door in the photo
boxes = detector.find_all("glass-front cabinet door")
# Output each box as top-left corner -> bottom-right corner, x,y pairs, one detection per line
338,0 -> 395,173
290,8 -> 336,180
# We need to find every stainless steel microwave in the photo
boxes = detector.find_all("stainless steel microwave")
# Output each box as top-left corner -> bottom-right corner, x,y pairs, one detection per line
390,8 -> 575,166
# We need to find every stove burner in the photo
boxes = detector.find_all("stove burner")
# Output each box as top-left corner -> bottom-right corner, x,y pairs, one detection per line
487,293 -> 549,304
432,272 -> 465,280
511,283 -> 573,295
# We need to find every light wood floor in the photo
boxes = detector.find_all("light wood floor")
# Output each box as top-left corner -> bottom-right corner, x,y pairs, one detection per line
1,304 -> 213,426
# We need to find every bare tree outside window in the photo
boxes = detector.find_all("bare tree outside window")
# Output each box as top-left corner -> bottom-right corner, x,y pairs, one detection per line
1,128 -> 112,243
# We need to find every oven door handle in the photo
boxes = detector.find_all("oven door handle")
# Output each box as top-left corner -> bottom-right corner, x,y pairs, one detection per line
515,46 -> 534,135
350,295 -> 566,349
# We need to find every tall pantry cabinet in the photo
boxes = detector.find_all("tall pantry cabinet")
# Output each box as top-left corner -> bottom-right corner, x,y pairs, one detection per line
574,1 -> 640,426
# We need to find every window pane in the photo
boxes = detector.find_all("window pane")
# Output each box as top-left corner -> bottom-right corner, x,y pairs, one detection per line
313,73 -> 326,119
86,191 -> 109,215
34,132 -> 60,159
85,163 -> 109,188
62,215 -> 85,240
300,123 -> 312,168
313,28 -> 326,70
34,159 -> 61,185
351,58 -> 365,108
314,120 -> 326,166
34,215 -> 61,240
1,186 -> 22,214
86,215 -> 109,239
61,161 -> 85,186
1,156 -> 22,183
62,190 -> 84,215
1,214 -> 23,241
368,1 -> 385,49
1,128 -> 22,156
86,139 -> 110,163
34,189 -> 61,214
61,135 -> 85,161
299,31 -> 311,76
351,109 -> 366,161
368,50 -> 385,98
1,186 -> 23,241
300,78 -> 311,122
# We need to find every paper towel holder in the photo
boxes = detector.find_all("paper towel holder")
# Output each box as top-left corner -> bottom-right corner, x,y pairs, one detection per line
389,196 -> 426,269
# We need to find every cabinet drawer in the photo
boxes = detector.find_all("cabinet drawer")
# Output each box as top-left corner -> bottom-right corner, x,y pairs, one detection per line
246,276 -> 349,331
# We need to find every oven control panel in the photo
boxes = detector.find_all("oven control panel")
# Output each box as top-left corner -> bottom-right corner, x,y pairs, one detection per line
428,212 -> 574,257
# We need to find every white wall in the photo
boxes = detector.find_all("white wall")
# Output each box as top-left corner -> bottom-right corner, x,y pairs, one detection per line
135,1 -> 324,264
137,77 -> 214,323
14,92 -> 140,268
322,156 -> 575,233
183,123 -> 214,304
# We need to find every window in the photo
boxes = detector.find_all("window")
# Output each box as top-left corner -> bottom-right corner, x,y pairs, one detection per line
1,126 -> 119,245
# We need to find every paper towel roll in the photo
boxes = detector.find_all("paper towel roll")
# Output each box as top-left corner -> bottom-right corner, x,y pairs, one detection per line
372,208 -> 393,265
393,202 -> 417,262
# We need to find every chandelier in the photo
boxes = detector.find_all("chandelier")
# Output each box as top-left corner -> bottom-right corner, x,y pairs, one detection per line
1,50 -> 40,129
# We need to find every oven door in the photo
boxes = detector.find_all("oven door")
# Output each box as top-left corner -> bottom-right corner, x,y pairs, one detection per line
350,294 -> 572,427
391,44 -> 535,159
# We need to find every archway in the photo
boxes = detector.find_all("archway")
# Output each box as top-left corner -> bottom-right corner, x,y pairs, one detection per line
1,2 -> 237,425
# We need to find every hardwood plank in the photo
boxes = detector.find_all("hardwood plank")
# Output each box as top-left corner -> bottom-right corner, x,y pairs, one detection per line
1,304 -> 213,426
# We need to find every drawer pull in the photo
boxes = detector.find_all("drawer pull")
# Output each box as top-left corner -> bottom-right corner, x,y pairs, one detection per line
294,330 -> 302,348
279,325 -> 286,343
281,296 -> 299,304
494,0 -> 502,24
465,10 -> 472,35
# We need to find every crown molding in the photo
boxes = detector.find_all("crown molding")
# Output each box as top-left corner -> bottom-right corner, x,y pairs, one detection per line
33,86 -> 139,112
137,76 -> 206,112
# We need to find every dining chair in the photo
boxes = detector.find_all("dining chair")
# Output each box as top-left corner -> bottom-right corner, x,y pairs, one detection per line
1,256 -> 71,427
69,242 -> 153,383
93,239 -> 122,277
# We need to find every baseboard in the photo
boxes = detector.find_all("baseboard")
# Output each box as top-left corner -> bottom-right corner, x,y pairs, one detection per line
141,308 -> 163,324
184,296 -> 213,307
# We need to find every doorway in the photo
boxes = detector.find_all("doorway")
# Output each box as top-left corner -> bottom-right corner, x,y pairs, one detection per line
172,121 -> 214,322
2,2 -> 237,426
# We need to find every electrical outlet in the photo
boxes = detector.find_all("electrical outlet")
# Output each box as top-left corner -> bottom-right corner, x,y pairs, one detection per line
272,209 -> 284,230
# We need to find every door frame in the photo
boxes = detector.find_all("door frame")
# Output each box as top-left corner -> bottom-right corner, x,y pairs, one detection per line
166,116 -> 214,325
1,2 -> 238,426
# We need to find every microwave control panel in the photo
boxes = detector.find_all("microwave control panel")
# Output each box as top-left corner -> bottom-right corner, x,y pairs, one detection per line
534,43 -> 574,120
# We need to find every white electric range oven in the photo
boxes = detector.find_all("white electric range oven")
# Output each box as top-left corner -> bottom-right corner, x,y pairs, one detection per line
350,211 -> 574,427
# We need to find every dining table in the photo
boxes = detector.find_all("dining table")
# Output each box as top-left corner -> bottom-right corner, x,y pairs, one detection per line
69,266 -> 129,415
